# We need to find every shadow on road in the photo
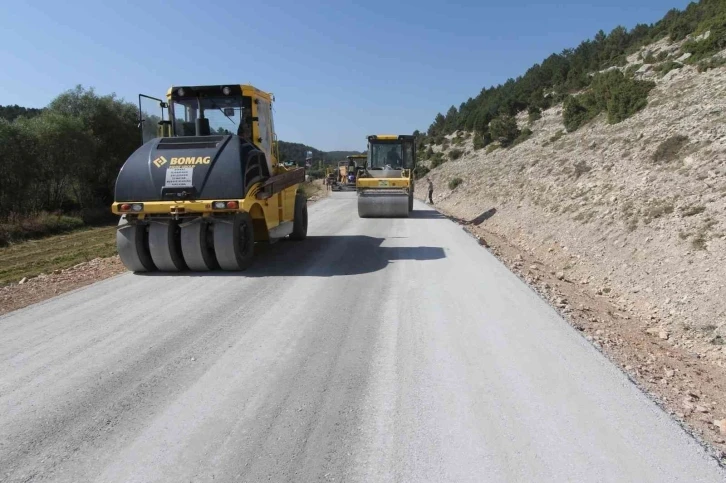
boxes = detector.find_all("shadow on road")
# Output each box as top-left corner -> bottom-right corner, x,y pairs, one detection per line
466,208 -> 497,225
138,236 -> 446,278
445,208 -> 497,226
409,209 -> 447,219
247,235 -> 446,277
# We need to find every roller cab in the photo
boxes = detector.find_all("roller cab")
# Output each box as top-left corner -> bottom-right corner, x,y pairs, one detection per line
356,134 -> 416,218
112,84 -> 308,273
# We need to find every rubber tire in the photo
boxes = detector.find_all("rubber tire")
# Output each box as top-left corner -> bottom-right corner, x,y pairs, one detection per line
181,220 -> 218,271
290,193 -> 308,240
213,212 -> 255,271
116,216 -> 156,272
148,220 -> 186,271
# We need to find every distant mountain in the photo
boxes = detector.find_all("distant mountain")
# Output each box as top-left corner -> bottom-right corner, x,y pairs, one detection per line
277,140 -> 361,166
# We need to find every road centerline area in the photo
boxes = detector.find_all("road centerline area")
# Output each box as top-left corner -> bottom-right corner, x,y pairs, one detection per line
1,192 -> 723,482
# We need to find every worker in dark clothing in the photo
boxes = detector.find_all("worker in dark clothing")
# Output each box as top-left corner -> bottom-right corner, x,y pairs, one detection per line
427,178 -> 434,204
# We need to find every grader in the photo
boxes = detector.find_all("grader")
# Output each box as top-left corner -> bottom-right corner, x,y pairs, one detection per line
112,84 -> 307,272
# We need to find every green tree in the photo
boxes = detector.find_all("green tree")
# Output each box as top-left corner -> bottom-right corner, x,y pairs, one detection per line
490,114 -> 520,147
527,106 -> 542,123
0,120 -> 35,215
15,112 -> 93,212
48,85 -> 139,213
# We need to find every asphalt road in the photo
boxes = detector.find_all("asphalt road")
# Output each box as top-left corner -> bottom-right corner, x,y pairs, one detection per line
1,192 -> 724,482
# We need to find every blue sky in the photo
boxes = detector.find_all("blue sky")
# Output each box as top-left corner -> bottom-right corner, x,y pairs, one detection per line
1,0 -> 688,151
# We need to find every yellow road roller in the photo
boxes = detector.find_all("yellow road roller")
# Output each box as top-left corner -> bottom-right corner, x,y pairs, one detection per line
112,84 -> 307,272
356,134 -> 416,217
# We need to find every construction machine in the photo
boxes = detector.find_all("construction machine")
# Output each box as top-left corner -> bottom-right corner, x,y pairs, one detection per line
330,155 -> 366,191
356,134 -> 416,217
346,154 -> 367,187
112,84 -> 308,272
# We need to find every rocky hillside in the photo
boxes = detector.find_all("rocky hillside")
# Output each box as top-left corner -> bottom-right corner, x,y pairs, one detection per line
416,35 -> 726,454
424,32 -> 726,353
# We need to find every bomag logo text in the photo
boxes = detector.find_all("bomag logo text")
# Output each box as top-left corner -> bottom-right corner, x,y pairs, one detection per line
170,156 -> 211,166
153,156 -> 168,168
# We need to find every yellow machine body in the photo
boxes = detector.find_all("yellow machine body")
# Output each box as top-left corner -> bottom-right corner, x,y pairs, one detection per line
111,84 -> 308,272
356,134 -> 416,218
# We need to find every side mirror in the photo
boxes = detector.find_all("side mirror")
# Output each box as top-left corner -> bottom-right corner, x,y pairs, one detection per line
223,107 -> 234,117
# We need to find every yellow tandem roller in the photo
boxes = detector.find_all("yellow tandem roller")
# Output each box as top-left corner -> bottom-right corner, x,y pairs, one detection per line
356,134 -> 416,218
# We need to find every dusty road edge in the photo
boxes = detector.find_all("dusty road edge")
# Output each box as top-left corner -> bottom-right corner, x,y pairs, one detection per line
1,185 -> 329,317
429,202 -> 726,467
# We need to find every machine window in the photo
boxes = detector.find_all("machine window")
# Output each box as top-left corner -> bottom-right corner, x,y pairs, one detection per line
403,142 -> 414,169
369,143 -> 403,169
170,96 -> 251,136
256,99 -> 272,156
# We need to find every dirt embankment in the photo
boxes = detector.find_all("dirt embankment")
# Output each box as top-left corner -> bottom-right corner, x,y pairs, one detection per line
416,39 -> 726,460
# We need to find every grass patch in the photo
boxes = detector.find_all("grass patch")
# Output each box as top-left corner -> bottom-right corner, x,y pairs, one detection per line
652,134 -> 689,163
486,144 -> 500,154
448,177 -> 463,190
691,218 -> 718,250
549,130 -> 565,143
414,165 -> 430,179
430,152 -> 446,169
681,205 -> 706,217
621,200 -> 639,231
692,233 -> 708,250
573,160 -> 591,179
573,210 -> 596,223
511,127 -> 533,147
625,63 -> 643,77
528,107 -> 542,124
0,225 -> 117,285
643,201 -> 675,223
697,56 -> 726,72
299,180 -> 328,200
655,60 -> 683,76
0,212 -> 86,247
449,148 -> 464,160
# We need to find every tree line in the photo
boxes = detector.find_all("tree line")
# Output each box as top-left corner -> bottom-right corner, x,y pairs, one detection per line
0,86 -> 139,227
423,0 -> 726,147
0,86 -> 361,244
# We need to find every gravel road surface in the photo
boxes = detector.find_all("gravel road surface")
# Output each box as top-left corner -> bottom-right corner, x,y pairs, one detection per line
1,193 -> 723,482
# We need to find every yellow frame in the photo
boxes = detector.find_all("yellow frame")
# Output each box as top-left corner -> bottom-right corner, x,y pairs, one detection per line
114,84 -> 299,235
